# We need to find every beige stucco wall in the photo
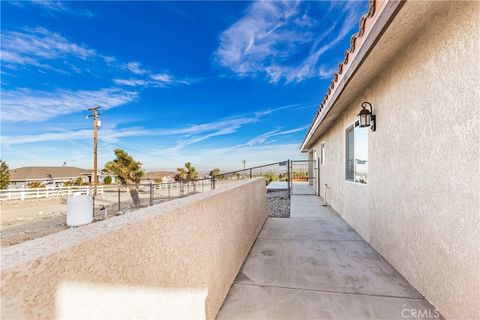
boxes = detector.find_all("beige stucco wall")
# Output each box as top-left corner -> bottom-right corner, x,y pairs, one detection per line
1,178 -> 267,320
310,2 -> 479,319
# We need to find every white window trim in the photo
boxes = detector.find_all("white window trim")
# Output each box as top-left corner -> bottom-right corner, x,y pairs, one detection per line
345,125 -> 355,182
320,142 -> 325,166
344,122 -> 368,186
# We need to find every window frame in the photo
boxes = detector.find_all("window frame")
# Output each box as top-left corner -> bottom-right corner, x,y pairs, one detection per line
345,125 -> 355,182
345,122 -> 369,185
320,142 -> 325,166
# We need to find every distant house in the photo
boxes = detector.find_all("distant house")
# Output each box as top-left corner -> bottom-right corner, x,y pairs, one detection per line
141,171 -> 176,184
9,167 -> 94,189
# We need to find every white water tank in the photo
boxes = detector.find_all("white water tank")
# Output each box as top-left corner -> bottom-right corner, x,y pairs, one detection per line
66,195 -> 93,227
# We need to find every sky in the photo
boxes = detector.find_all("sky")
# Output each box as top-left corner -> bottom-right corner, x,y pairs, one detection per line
1,0 -> 368,171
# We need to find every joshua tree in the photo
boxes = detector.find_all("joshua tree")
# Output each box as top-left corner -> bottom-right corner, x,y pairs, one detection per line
209,168 -> 221,177
0,160 -> 9,190
175,162 -> 199,192
175,162 -> 198,181
75,176 -> 84,186
104,149 -> 144,207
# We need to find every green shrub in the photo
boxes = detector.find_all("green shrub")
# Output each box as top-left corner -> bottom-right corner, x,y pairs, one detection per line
103,176 -> 112,185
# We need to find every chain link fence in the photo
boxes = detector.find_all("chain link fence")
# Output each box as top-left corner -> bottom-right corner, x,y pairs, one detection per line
96,179 -> 216,218
216,161 -> 291,218
216,161 -> 289,184
0,178 -> 219,246
1,161 -> 302,246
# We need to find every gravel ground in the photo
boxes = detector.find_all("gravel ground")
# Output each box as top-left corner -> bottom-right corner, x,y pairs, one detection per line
266,190 -> 290,218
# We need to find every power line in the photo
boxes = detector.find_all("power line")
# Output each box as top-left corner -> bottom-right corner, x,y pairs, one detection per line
98,139 -> 183,163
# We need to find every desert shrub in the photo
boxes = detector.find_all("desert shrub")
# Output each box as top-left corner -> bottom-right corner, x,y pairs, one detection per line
103,176 -> 112,185
27,181 -> 45,188
262,172 -> 279,184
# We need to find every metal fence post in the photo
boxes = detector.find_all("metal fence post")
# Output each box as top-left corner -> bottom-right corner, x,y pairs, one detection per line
92,190 -> 96,219
117,183 -> 121,213
168,182 -> 171,198
249,168 -> 252,178
211,176 -> 216,190
287,159 -> 291,198
317,157 -> 321,197
149,182 -> 154,206
180,181 -> 183,196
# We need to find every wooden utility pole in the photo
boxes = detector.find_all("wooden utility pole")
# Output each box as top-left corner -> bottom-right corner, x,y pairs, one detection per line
87,106 -> 101,197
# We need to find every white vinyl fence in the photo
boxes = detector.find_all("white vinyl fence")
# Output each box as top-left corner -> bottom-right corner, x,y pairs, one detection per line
0,186 -> 104,201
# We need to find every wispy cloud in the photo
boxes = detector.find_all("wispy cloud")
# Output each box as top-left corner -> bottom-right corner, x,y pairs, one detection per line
1,88 -> 138,122
215,0 -> 366,83
1,27 -> 95,70
124,61 -> 148,75
2,117 -> 254,146
239,125 -> 309,147
167,127 -> 238,151
150,72 -> 197,86
151,73 -> 176,83
31,0 -> 67,10
2,104 -> 303,146
1,27 -> 198,124
9,0 -> 94,18
113,79 -> 149,87
253,103 -> 313,117
114,72 -> 195,88
156,143 -> 304,170
1,27 -> 197,87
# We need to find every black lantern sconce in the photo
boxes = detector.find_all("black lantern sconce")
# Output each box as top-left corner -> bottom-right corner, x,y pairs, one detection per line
357,102 -> 376,131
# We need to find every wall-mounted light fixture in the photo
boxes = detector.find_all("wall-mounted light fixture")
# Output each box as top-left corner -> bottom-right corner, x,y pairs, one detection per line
357,102 -> 376,131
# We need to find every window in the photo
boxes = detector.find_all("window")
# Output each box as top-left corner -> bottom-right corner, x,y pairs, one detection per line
345,126 -> 355,181
345,124 -> 368,184
354,126 -> 368,184
320,143 -> 325,165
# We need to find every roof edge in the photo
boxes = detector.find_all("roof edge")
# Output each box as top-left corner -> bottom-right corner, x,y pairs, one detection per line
300,0 -> 401,152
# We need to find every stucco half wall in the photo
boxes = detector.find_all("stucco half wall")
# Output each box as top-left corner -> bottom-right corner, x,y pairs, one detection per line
306,2 -> 479,320
1,178 -> 267,320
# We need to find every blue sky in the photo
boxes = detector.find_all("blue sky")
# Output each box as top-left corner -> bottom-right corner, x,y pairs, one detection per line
1,0 -> 368,171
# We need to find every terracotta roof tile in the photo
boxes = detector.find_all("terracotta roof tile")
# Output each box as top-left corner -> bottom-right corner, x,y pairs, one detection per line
303,0 -> 380,144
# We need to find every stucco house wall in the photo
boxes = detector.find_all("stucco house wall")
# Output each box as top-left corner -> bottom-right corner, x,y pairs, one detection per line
309,2 -> 479,319
1,178 -> 267,320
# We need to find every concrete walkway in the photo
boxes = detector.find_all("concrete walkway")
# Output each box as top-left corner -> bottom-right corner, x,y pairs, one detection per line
217,195 -> 437,319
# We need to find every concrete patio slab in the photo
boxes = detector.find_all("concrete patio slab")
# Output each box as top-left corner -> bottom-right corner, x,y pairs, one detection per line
259,218 -> 362,241
291,182 -> 316,195
218,284 -> 437,320
290,195 -> 328,218
218,193 -> 436,319
236,238 -> 421,298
